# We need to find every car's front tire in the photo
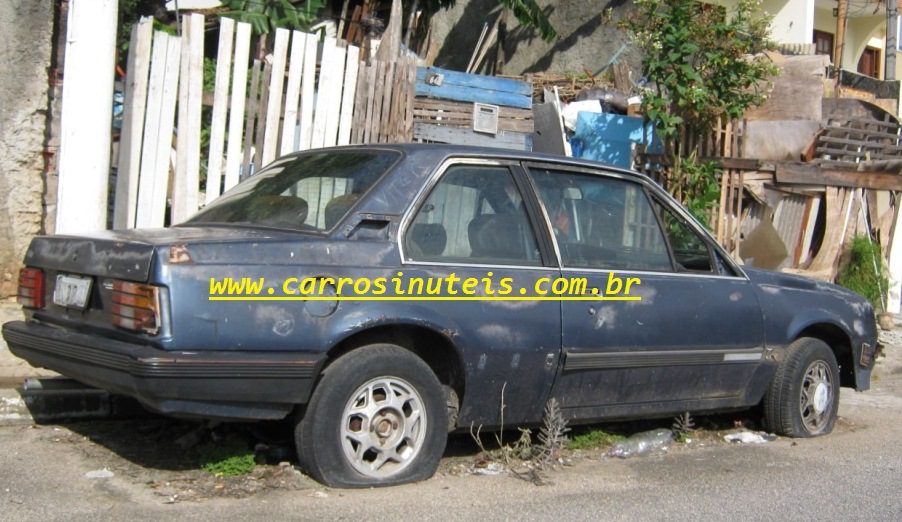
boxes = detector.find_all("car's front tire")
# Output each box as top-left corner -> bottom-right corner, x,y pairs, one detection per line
295,344 -> 448,487
763,337 -> 840,437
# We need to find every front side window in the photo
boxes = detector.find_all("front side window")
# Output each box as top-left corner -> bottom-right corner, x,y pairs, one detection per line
529,168 -> 672,271
656,203 -> 714,272
405,165 -> 541,265
187,150 -> 398,231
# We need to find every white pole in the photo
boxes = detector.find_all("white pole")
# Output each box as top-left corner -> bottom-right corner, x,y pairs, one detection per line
55,0 -> 118,233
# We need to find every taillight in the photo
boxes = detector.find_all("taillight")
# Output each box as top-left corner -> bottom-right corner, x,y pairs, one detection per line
17,267 -> 45,309
111,280 -> 161,335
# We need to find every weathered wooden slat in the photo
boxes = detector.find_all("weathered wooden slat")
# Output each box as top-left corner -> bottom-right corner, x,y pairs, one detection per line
281,31 -> 308,155
350,58 -> 368,144
364,61 -> 382,143
114,17 -> 152,229
297,32 -> 317,151
136,31 -> 181,228
252,61 -> 273,172
261,28 -> 290,166
242,59 -> 262,176
413,102 -> 533,131
414,122 -> 531,150
404,58 -> 416,140
378,61 -> 395,143
372,60 -> 388,143
776,162 -> 902,190
337,45 -> 360,146
204,17 -> 235,205
311,37 -> 338,148
323,44 -> 347,147
172,13 -> 204,224
224,21 -> 252,191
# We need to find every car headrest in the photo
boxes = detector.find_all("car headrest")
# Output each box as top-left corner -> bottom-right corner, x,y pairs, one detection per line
248,195 -> 308,225
468,214 -> 528,261
408,223 -> 447,258
324,193 -> 361,229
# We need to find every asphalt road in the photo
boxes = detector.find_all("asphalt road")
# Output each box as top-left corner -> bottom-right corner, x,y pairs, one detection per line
2,342 -> 901,521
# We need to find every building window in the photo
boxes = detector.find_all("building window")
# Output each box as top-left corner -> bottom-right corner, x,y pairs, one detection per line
813,30 -> 834,57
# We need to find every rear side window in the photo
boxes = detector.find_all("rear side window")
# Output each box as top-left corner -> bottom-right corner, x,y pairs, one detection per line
188,151 -> 398,231
529,168 -> 672,271
405,165 -> 541,265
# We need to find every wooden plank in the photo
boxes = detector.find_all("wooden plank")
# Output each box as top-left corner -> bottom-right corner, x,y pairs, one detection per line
370,60 -> 388,143
414,122 -> 531,150
466,23 -> 489,74
323,44 -> 347,147
311,37 -> 338,149
204,17 -> 235,205
261,28 -> 290,166
113,17 -> 152,229
253,61 -> 273,172
350,58 -> 368,144
297,32 -> 317,151
280,31 -> 309,156
136,31 -> 181,228
224,21 -> 252,191
416,66 -> 531,96
360,60 -> 379,143
172,13 -> 204,224
378,61 -> 396,143
337,45 -> 360,146
776,161 -> 902,190
405,58 -> 416,140
242,59 -> 263,177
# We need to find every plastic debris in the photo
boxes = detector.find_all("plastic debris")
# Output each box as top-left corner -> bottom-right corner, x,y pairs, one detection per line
723,431 -> 776,444
607,429 -> 673,458
472,462 -> 505,476
85,469 -> 114,479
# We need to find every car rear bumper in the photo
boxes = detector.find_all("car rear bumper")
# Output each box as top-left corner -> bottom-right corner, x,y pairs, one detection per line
2,320 -> 324,420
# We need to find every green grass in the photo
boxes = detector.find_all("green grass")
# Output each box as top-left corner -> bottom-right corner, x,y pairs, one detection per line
837,235 -> 888,312
568,429 -> 625,450
198,440 -> 256,477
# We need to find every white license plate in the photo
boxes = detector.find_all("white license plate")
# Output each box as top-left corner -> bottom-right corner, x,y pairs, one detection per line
53,274 -> 93,309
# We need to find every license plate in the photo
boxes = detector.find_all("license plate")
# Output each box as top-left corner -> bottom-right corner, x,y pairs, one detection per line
53,274 -> 93,309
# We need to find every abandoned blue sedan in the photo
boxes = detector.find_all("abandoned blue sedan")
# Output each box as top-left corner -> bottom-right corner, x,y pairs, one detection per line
3,144 -> 878,487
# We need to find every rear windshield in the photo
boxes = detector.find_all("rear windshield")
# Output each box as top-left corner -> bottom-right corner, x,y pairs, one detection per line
187,150 -> 399,232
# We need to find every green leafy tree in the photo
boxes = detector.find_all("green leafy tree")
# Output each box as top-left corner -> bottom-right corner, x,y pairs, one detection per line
222,0 -> 325,35
624,0 -> 778,219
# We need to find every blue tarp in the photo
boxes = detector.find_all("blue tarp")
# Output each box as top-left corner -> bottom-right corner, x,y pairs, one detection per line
570,112 -> 662,169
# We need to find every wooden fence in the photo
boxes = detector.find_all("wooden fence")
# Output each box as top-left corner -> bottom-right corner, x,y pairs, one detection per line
113,15 -> 414,229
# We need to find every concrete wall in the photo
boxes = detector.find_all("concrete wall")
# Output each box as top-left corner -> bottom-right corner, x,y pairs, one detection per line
428,0 -> 642,76
761,0 -> 814,44
0,2 -> 54,296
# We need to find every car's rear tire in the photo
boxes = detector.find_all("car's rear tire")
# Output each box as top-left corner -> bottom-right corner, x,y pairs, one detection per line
295,344 -> 447,487
763,337 -> 840,437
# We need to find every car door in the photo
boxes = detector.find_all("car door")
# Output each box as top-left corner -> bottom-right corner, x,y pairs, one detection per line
401,159 -> 562,428
524,163 -> 766,421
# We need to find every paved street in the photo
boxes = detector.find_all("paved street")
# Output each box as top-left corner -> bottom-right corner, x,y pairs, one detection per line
1,317 -> 901,521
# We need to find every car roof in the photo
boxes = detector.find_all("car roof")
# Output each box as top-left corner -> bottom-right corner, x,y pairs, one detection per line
295,143 -> 648,182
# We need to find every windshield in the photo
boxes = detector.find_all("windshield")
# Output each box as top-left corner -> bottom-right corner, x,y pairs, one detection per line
187,150 -> 399,231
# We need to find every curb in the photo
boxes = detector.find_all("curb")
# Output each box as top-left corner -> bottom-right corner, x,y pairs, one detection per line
0,377 -> 150,425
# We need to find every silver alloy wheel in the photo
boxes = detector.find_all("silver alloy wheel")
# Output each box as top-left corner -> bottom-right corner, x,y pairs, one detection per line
799,360 -> 833,433
340,376 -> 427,478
